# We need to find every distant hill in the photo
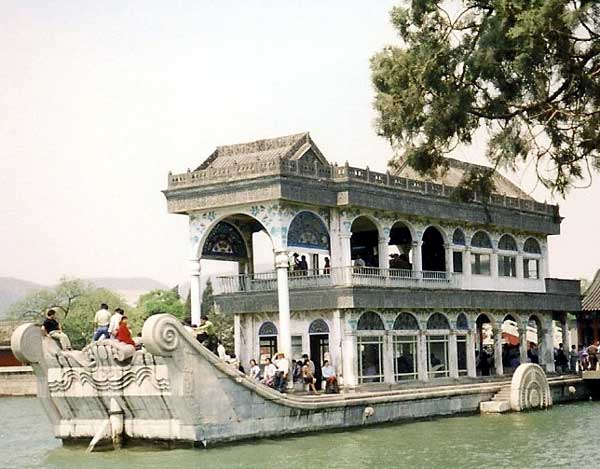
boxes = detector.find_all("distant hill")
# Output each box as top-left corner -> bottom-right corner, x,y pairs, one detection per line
0,277 -> 44,318
0,277 -> 171,318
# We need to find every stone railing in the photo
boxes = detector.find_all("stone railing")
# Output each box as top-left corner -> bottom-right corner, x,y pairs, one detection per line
213,267 -> 459,295
167,160 -> 555,216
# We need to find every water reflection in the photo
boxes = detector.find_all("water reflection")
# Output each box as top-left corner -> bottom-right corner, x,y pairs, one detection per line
0,397 -> 596,469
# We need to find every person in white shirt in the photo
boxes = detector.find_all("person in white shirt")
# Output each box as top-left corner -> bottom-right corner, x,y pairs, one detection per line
321,360 -> 339,394
261,357 -> 277,387
273,352 -> 290,393
249,359 -> 261,381
92,303 -> 111,341
108,308 -> 124,339
217,340 -> 227,360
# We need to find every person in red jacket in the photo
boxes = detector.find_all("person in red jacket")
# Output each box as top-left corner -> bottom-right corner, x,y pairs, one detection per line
115,316 -> 135,347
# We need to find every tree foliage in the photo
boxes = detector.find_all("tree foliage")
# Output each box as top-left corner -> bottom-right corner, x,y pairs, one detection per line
202,279 -> 234,352
135,289 -> 184,321
7,278 -> 130,350
371,0 -> 600,196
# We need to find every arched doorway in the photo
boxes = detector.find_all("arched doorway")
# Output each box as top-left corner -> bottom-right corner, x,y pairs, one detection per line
421,227 -> 446,273
356,311 -> 386,383
426,313 -> 451,378
456,313 -> 469,376
475,314 -> 494,376
350,217 -> 380,268
501,314 -> 521,372
308,319 -> 330,390
287,211 -> 330,276
527,315 -> 543,366
389,222 -> 413,271
392,312 -> 419,381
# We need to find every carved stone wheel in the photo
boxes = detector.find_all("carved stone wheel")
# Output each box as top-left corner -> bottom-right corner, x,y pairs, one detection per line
510,363 -> 552,411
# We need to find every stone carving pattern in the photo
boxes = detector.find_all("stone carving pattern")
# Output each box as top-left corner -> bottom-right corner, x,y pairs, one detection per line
510,363 -> 552,411
202,221 -> 248,260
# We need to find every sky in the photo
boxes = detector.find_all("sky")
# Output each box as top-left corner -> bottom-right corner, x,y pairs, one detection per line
1,1 -> 599,288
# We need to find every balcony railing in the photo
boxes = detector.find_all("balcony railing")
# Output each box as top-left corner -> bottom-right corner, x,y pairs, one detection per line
213,267 -> 458,295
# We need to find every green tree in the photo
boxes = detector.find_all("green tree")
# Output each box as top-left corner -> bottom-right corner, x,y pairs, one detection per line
371,0 -> 600,197
202,279 -> 234,352
135,289 -> 185,324
7,278 -> 130,350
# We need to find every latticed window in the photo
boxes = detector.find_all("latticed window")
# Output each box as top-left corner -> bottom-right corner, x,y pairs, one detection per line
258,321 -> 278,359
456,313 -> 469,330
452,228 -> 466,246
357,336 -> 384,384
427,335 -> 449,378
393,313 -> 419,331
427,313 -> 450,330
394,336 -> 418,381
524,237 -> 541,254
498,234 -> 517,251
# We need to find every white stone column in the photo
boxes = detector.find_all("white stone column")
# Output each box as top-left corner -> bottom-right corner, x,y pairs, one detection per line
494,328 -> 504,376
519,324 -> 528,365
561,315 -> 571,359
339,234 -> 352,285
464,246 -> 472,289
234,313 -> 242,360
445,244 -> 454,274
378,236 -> 389,271
331,310 -> 343,376
384,332 -> 395,384
541,245 -> 549,280
491,248 -> 499,278
274,250 -> 292,361
417,331 -> 429,381
189,258 -> 202,326
466,330 -> 477,378
341,332 -> 357,388
516,250 -> 524,279
543,318 -> 556,372
449,331 -> 459,378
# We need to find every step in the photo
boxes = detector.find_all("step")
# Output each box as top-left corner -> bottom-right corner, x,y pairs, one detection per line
480,400 -> 511,413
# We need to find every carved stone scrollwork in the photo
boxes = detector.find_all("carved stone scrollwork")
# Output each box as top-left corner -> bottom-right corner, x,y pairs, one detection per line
510,363 -> 552,411
142,314 -> 181,357
11,323 -> 45,364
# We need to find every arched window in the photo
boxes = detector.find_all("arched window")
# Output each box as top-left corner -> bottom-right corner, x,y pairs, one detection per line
393,313 -> 419,381
498,235 -> 517,278
427,313 -> 450,330
524,238 -> 541,254
258,321 -> 278,359
523,238 -> 542,279
456,313 -> 469,376
471,231 -> 492,248
470,231 -> 492,276
357,312 -> 385,384
357,311 -> 385,331
452,229 -> 466,246
426,313 -> 450,378
452,229 -> 466,274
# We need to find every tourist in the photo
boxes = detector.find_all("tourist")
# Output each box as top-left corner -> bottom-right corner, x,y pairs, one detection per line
302,361 -> 317,394
273,352 -> 289,393
292,253 -> 301,275
195,316 -> 217,352
477,348 -> 490,376
354,255 -> 366,268
299,255 -> 309,275
115,316 -> 135,347
249,359 -> 261,381
302,353 -> 315,375
293,359 -> 304,383
182,318 -> 195,335
588,342 -> 598,370
217,340 -> 227,360
555,343 -> 568,373
323,257 -> 331,275
261,357 -> 277,387
579,345 -> 589,371
42,309 -> 72,350
92,303 -> 111,341
528,344 -> 540,364
569,344 -> 579,373
108,308 -> 124,339
321,360 -> 339,394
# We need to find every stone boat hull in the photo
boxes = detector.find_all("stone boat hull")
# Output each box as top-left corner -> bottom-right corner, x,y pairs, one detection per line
11,314 -> 587,447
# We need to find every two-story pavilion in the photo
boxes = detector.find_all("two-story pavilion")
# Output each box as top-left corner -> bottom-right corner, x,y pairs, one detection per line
163,132 -> 580,388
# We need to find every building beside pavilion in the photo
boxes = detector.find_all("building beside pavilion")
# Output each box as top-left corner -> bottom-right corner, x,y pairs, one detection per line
163,132 -> 580,388
580,270 -> 600,345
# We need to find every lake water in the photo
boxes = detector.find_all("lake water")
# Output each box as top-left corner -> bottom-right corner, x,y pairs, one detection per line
0,396 -> 595,468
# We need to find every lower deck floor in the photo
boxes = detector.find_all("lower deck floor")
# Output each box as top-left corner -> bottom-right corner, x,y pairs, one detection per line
234,308 -> 572,388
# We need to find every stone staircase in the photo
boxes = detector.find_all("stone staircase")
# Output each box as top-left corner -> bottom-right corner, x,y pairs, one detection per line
480,385 -> 512,413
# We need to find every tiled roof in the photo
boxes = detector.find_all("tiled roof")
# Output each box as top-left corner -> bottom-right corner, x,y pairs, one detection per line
391,157 -> 534,201
196,132 -> 328,170
583,269 -> 600,312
